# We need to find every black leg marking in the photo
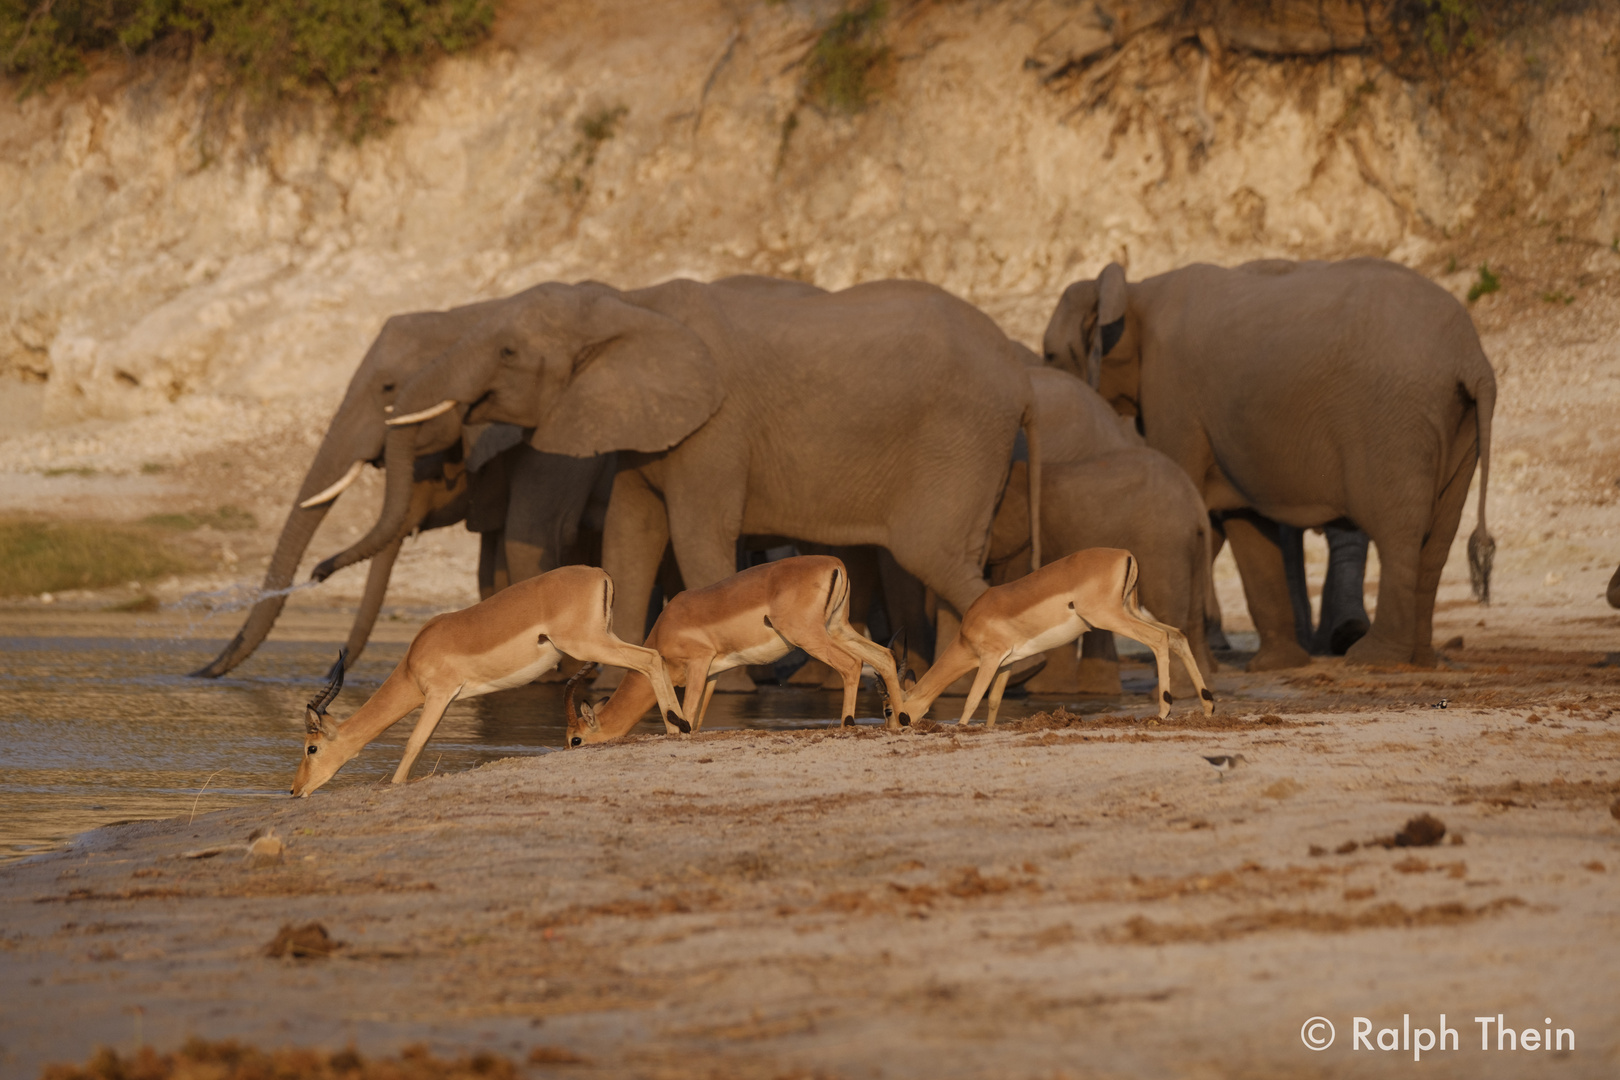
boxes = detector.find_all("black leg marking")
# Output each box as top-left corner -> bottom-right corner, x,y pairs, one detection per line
899,713 -> 912,727
842,715 -> 855,728
1200,688 -> 1214,701
1161,690 -> 1173,705
668,710 -> 691,734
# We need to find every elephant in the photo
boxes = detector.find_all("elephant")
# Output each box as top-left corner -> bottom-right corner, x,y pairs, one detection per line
192,298 -> 608,678
983,365 -> 1216,695
1043,257 -> 1495,670
324,277 -> 1042,688
1608,564 -> 1620,609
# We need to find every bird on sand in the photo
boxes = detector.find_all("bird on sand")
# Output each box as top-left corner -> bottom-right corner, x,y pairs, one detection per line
1202,753 -> 1247,781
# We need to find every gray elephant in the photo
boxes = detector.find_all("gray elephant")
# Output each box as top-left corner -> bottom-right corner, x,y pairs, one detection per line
985,365 -> 1216,694
325,277 -> 1041,680
1043,257 -> 1495,670
193,303 -> 609,677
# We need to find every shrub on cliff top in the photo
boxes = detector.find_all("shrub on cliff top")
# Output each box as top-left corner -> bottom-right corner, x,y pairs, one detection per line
0,0 -> 497,135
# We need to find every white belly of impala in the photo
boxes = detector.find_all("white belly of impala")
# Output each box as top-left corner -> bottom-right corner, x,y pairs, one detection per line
463,650 -> 560,697
708,636 -> 794,675
1005,615 -> 1090,664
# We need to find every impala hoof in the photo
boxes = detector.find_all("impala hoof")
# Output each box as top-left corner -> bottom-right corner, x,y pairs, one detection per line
842,715 -> 855,728
667,711 -> 691,734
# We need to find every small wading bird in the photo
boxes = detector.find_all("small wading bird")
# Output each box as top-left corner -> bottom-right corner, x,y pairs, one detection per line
565,555 -> 907,745
1202,753 -> 1247,780
290,565 -> 683,796
893,548 -> 1215,727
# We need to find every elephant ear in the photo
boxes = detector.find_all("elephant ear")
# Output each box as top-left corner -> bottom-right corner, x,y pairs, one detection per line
529,293 -> 725,457
1087,262 -> 1130,386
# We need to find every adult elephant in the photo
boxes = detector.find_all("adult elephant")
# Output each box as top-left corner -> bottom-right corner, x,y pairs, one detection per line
324,277 -> 1041,673
192,300 -> 605,677
1043,257 -> 1495,669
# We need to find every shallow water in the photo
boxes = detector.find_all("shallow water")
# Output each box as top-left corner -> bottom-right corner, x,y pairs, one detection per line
0,635 -> 1113,862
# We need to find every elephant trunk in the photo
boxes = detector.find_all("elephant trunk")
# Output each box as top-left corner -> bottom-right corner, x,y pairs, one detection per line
342,533 -> 406,667
191,503 -> 332,677
312,425 -> 420,582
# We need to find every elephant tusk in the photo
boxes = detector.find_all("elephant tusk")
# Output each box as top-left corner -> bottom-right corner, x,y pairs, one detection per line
298,460 -> 366,509
385,399 -> 458,426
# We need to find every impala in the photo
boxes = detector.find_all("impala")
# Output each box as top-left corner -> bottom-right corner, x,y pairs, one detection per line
290,565 -> 684,795
565,555 -> 906,745
895,548 -> 1215,727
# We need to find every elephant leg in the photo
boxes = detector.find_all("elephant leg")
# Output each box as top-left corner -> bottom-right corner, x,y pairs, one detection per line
1076,631 -> 1124,694
477,530 -> 501,601
666,476 -> 755,693
506,447 -> 605,582
1278,524 -> 1316,653
596,467 -> 670,693
1221,513 -> 1310,672
1406,446 -> 1478,667
877,547 -> 934,670
1345,527 -> 1422,667
1313,524 -> 1371,656
1023,641 -> 1081,694
1205,519 -> 1232,652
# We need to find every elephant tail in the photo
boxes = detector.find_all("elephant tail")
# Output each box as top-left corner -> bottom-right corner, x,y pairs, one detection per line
1022,405 -> 1042,571
1466,365 -> 1496,605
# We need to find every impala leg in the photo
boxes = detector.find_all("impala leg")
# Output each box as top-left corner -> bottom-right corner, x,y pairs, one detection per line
682,658 -> 713,733
697,679 -> 719,730
794,626 -> 866,728
1165,626 -> 1216,715
829,627 -> 906,731
393,689 -> 461,783
586,639 -> 686,733
957,659 -> 1004,726
985,668 -> 1014,728
1100,619 -> 1175,718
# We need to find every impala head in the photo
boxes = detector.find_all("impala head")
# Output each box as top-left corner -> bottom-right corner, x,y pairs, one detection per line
291,650 -> 347,797
564,663 -> 604,747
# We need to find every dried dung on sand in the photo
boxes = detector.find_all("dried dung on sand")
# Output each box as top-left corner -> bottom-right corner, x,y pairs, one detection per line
1395,814 -> 1447,847
265,921 -> 342,959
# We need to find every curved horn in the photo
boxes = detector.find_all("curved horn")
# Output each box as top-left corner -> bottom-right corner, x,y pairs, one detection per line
385,399 -> 458,426
564,663 -> 600,729
306,648 -> 348,715
298,459 -> 367,509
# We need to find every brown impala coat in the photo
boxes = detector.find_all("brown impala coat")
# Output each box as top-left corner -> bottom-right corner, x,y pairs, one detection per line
897,549 -> 1215,727
567,556 -> 905,744
291,565 -> 681,796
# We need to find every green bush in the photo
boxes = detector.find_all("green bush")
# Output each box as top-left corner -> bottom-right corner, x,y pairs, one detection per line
1,0 -> 497,135
1467,264 -> 1501,303
0,518 -> 192,596
804,1 -> 889,115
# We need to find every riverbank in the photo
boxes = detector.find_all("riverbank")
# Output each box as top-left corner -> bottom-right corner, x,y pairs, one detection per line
3,680 -> 1617,1078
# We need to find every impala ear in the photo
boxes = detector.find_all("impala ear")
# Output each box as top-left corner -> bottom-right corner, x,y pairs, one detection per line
304,706 -> 337,739
530,292 -> 724,457
579,700 -> 602,733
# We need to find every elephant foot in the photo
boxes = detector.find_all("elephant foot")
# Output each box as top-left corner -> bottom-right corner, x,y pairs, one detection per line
712,666 -> 757,693
1245,639 -> 1311,673
1005,654 -> 1047,688
1074,658 -> 1124,696
787,657 -> 836,687
1023,646 -> 1081,695
1206,620 -> 1232,653
1344,633 -> 1415,668
1328,617 -> 1370,656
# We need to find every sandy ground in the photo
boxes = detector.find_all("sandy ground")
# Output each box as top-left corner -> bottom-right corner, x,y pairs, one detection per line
3,619 -> 1619,1079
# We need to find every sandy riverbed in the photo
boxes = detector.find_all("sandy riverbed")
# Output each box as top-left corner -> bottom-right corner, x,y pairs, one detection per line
3,627 -> 1618,1079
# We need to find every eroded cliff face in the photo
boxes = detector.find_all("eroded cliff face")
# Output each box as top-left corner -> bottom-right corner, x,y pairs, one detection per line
3,0 -> 1617,428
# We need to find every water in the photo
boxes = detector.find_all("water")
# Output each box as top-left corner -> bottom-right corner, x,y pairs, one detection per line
0,633 -> 1109,863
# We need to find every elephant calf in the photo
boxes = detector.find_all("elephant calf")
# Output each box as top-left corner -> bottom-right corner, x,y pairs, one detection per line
989,450 -> 1216,693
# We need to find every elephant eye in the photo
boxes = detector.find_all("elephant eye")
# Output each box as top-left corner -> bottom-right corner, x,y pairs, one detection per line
500,346 -> 516,359
382,382 -> 395,392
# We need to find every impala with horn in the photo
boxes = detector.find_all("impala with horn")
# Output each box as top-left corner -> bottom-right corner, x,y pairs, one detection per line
564,555 -> 906,745
290,565 -> 685,796
893,548 -> 1215,728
